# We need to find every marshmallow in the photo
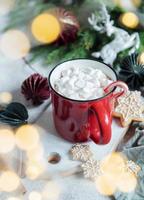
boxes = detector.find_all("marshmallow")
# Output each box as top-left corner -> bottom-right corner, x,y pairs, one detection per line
54,66 -> 113,100
75,79 -> 86,88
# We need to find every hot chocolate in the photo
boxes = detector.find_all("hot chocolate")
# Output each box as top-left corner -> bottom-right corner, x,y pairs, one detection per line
54,66 -> 113,100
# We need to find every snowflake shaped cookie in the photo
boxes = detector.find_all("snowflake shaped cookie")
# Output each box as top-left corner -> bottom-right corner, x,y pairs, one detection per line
126,160 -> 141,175
113,91 -> 144,127
70,143 -> 93,162
81,158 -> 102,181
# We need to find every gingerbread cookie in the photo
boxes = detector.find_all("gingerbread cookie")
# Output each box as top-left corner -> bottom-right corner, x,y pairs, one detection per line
113,91 -> 144,127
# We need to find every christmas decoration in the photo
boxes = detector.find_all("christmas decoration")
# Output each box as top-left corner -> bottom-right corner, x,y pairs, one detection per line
31,8 -> 79,45
30,29 -> 96,64
21,73 -> 50,106
31,13 -> 61,44
113,91 -> 144,127
88,4 -> 140,65
126,160 -> 141,175
119,12 -> 139,29
119,53 -> 144,90
54,8 -> 80,44
70,143 -> 93,162
0,102 -> 28,127
81,158 -> 102,181
3,0 -> 144,67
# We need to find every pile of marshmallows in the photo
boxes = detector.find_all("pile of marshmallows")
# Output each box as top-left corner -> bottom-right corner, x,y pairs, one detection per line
54,66 -> 113,100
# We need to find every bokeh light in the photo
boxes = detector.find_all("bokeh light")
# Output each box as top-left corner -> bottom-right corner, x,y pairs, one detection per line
138,52 -> 144,64
0,92 -> 12,104
26,160 -> 45,180
132,0 -> 142,7
15,125 -> 39,151
0,128 -> 15,153
26,143 -> 44,161
42,181 -> 61,200
0,30 -> 30,60
117,171 -> 137,192
113,0 -> 141,9
31,13 -> 61,44
0,171 -> 20,192
120,12 -> 139,29
100,152 -> 125,178
0,0 -> 15,15
29,191 -> 42,200
96,152 -> 138,195
7,197 -> 21,200
95,174 -> 117,196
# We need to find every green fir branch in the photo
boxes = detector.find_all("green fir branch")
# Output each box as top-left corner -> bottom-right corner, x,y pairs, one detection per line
29,29 -> 96,65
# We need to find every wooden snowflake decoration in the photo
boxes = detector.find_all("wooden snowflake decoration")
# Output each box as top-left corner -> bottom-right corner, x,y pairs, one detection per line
70,143 -> 93,162
126,160 -> 141,175
81,158 -> 102,181
113,91 -> 144,127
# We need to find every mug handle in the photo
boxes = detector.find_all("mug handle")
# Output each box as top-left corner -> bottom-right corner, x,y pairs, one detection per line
88,81 -> 128,144
104,81 -> 129,99
89,101 -> 111,144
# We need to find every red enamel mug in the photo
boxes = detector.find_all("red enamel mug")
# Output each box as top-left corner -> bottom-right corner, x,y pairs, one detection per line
48,59 -> 128,144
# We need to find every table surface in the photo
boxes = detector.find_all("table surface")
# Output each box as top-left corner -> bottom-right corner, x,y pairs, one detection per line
0,14 -> 128,199
0,53 -> 128,200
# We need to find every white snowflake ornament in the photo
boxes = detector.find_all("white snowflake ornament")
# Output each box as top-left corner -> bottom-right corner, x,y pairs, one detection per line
70,143 -> 93,162
126,160 -> 141,175
81,158 -> 102,181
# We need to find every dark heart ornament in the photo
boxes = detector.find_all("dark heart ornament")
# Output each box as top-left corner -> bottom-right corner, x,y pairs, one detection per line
119,53 -> 144,90
0,102 -> 28,127
21,73 -> 50,106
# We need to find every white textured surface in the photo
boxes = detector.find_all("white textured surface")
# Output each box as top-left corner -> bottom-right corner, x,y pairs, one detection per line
0,54 -> 128,200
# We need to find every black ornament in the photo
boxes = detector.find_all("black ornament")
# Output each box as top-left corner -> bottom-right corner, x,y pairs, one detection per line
119,53 -> 144,90
0,102 -> 28,127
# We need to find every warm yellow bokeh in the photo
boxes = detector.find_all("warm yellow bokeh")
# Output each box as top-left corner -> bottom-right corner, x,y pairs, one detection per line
120,12 -> 139,29
117,171 -> 137,192
0,92 -> 12,104
31,13 -> 61,44
100,152 -> 125,178
132,0 -> 141,7
0,171 -> 20,192
0,30 -> 30,60
0,0 -> 15,15
138,52 -> 144,64
29,191 -> 42,200
95,174 -> 117,196
7,197 -> 21,200
26,143 -> 44,161
42,181 -> 61,200
98,152 -> 138,195
0,128 -> 15,153
26,160 -> 45,180
15,125 -> 39,151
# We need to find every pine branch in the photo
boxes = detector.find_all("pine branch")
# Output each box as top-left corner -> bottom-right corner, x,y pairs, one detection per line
29,29 -> 96,65
139,32 -> 144,52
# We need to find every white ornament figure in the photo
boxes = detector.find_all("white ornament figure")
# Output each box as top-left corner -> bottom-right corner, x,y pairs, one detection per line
88,4 -> 140,65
